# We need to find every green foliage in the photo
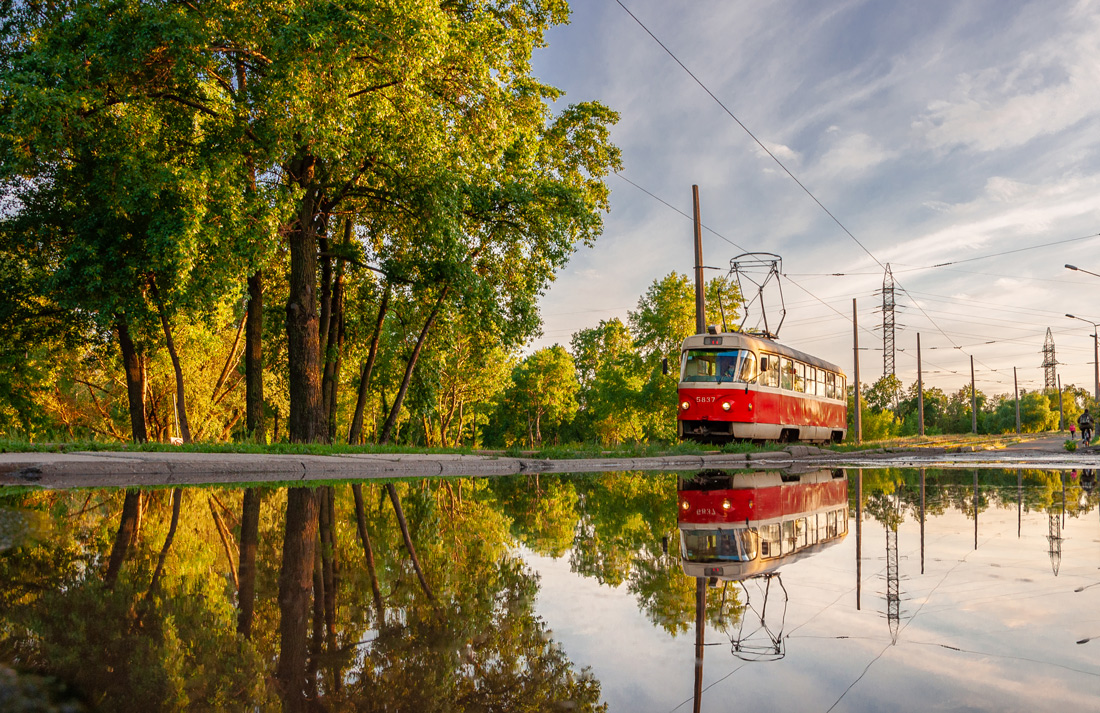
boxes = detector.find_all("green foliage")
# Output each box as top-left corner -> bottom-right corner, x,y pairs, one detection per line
492,346 -> 579,447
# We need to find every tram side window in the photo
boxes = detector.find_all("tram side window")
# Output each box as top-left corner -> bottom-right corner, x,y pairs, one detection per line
808,367 -> 818,396
838,375 -> 846,398
793,362 -> 806,393
781,357 -> 795,390
761,354 -> 780,388
826,510 -> 838,539
816,368 -> 826,397
838,508 -> 849,535
826,372 -> 836,399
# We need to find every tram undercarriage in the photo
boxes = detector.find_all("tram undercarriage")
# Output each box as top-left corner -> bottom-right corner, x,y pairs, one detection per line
679,419 -> 843,445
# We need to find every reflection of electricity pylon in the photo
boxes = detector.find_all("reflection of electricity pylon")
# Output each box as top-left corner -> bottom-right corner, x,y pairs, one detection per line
880,490 -> 904,644
885,527 -> 900,643
1047,510 -> 1063,576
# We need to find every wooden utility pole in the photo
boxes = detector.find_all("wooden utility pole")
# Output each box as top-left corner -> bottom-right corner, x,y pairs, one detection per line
971,355 -> 977,434
853,299 -> 861,444
693,185 -> 705,335
1014,367 -> 1021,434
917,333 -> 924,436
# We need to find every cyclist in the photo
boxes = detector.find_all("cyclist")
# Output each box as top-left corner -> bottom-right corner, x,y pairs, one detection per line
1078,408 -> 1094,447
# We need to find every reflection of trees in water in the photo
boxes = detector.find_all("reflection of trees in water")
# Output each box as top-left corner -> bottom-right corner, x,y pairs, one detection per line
856,469 -> 1099,527
0,479 -> 611,712
562,472 -> 718,636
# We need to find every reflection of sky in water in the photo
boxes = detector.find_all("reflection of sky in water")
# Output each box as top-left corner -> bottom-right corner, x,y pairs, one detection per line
0,469 -> 1098,711
526,475 -> 1100,713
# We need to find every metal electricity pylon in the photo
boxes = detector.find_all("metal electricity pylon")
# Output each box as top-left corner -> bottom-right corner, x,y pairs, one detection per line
1042,327 -> 1057,391
874,264 -> 900,379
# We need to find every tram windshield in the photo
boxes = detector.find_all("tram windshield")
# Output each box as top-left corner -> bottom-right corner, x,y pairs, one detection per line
681,528 -> 760,562
682,349 -> 758,383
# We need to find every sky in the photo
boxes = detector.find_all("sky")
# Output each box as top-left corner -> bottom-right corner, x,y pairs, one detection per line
526,0 -> 1100,397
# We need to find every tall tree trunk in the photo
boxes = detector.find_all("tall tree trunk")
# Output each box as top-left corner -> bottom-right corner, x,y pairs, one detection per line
348,283 -> 390,444
351,484 -> 385,625
276,487 -> 318,711
116,320 -> 147,442
145,488 -> 183,600
318,224 -> 333,364
238,59 -> 266,444
104,489 -> 142,587
150,279 -> 192,443
385,483 -> 435,602
246,271 -> 265,442
379,285 -> 449,445
322,220 -> 349,441
285,161 -> 327,443
237,487 -> 261,638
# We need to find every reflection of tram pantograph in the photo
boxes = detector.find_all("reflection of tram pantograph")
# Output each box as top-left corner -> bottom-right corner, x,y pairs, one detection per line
678,469 -> 849,661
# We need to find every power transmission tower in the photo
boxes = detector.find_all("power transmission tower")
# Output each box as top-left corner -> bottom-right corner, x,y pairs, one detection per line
1042,327 -> 1057,391
874,264 -> 899,379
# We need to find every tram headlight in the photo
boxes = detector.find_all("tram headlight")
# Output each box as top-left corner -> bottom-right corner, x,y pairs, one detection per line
721,402 -> 731,411
680,400 -> 691,411
680,500 -> 690,511
721,499 -> 731,510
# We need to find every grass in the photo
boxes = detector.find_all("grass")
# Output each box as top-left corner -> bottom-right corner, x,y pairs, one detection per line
3,431 -> 1064,459
0,438 -> 479,457
832,431 -> 1059,452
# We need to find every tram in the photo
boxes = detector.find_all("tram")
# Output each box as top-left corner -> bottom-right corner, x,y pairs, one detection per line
675,330 -> 847,444
678,469 -> 849,580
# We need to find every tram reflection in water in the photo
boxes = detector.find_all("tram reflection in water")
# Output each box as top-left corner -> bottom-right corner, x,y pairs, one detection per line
678,469 -> 849,673
678,469 -> 849,580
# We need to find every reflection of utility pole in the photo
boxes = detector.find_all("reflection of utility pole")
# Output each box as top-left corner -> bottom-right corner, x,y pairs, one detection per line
919,469 -> 926,574
973,470 -> 979,550
694,577 -> 705,713
856,471 -> 863,610
1017,469 -> 1023,538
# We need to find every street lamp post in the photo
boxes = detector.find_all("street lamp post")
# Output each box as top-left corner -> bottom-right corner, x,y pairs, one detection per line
1066,264 -> 1100,279
1066,313 -> 1100,401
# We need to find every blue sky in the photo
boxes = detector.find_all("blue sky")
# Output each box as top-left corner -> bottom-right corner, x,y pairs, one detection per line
528,0 -> 1100,396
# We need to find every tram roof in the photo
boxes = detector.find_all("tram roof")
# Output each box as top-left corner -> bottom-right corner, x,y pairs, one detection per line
680,331 -> 845,375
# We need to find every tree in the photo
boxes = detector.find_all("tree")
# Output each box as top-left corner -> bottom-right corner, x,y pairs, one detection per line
496,346 -> 579,447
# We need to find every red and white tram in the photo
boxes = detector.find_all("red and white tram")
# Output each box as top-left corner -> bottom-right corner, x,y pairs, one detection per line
678,469 -> 849,580
675,331 -> 847,443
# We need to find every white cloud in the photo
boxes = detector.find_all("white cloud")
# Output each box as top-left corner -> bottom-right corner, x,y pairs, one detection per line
916,5 -> 1100,152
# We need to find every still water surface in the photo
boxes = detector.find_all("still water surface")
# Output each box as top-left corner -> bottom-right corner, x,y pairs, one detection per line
0,468 -> 1097,712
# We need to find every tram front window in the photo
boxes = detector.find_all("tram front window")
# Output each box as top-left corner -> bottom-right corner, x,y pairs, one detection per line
680,528 -> 758,562
682,350 -> 758,383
